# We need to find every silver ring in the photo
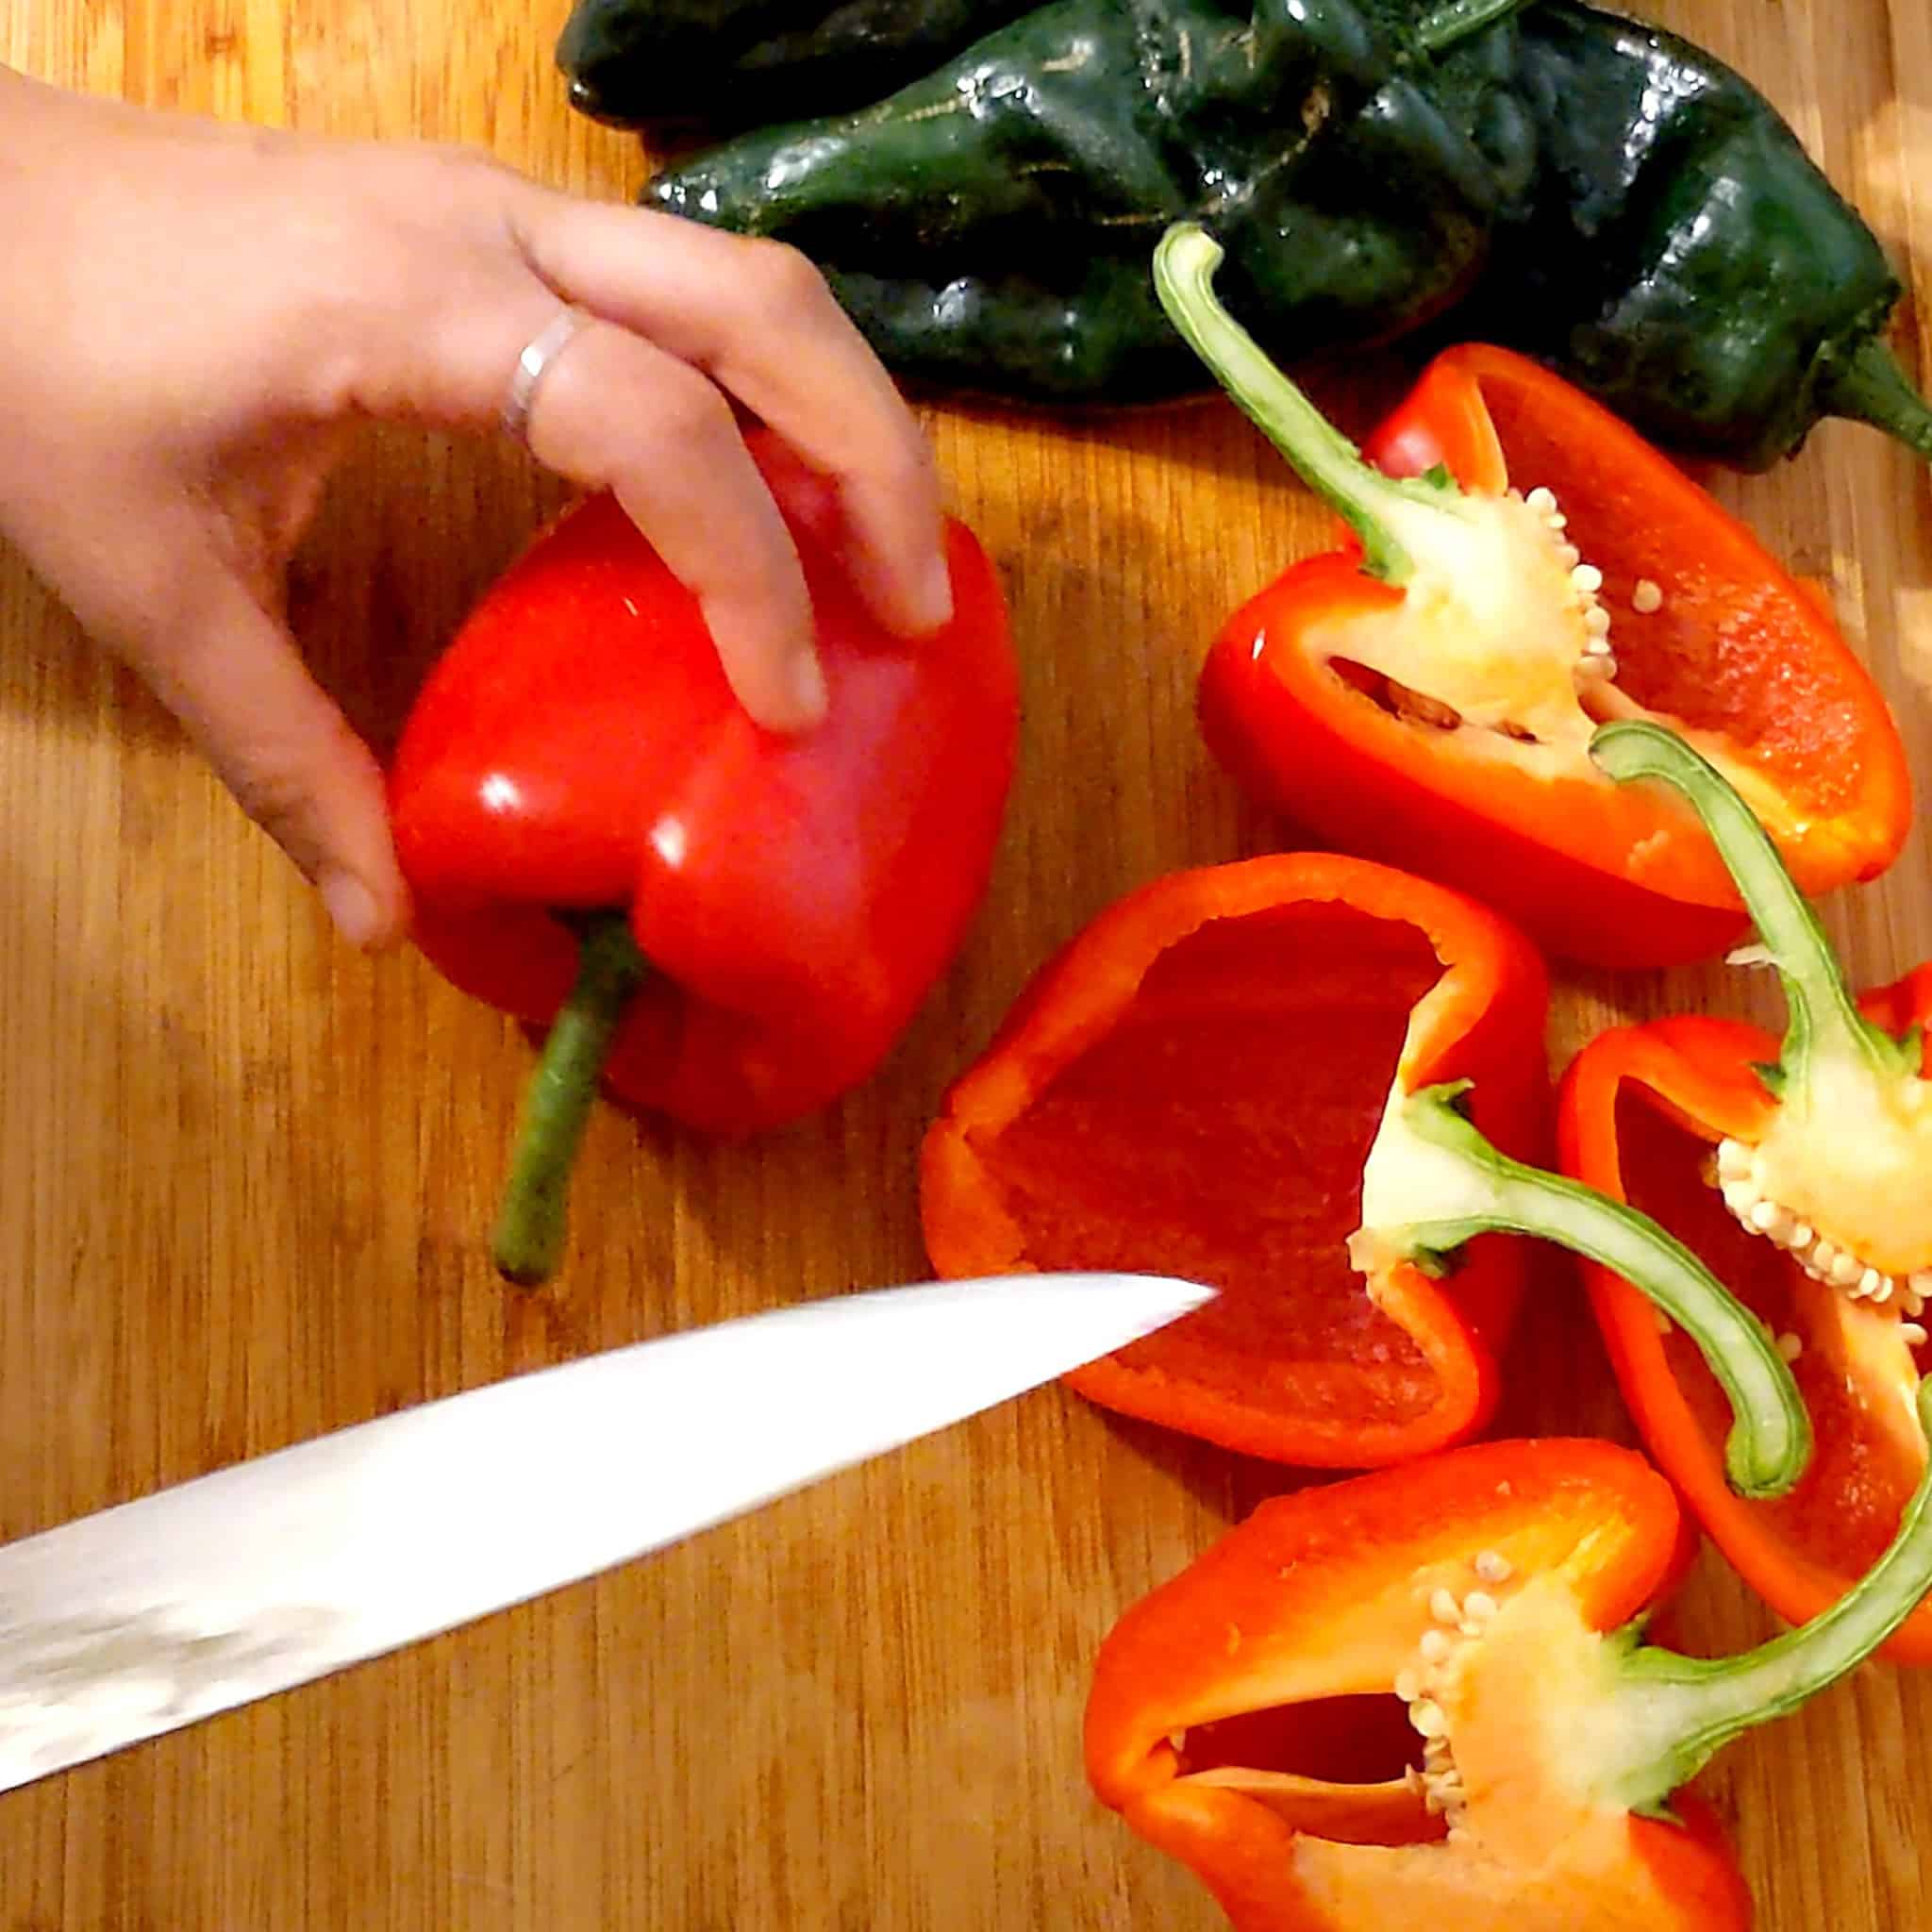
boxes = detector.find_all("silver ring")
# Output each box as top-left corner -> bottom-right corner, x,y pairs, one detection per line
501,305 -> 592,442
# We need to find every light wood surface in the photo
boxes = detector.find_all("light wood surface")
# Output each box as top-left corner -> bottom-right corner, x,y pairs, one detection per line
2,2 -> 1928,1925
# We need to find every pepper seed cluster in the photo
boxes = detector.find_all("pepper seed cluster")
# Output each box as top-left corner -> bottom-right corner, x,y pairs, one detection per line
1517,487 -> 1620,688
1712,1138 -> 1932,1327
1396,1548 -> 1517,1841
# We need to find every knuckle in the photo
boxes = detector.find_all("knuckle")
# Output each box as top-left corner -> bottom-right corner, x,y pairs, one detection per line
735,238 -> 837,326
739,539 -> 809,613
642,364 -> 738,452
875,437 -> 941,507
209,717 -> 367,875
222,754 -> 322,855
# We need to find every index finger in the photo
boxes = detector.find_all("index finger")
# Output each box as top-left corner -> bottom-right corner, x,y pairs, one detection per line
521,318 -> 830,731
509,195 -> 954,640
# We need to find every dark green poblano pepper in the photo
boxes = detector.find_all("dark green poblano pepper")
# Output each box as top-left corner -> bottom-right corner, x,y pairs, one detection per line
639,0 -> 1932,468
1463,0 -> 1932,470
556,0 -> 1039,129
647,0 -> 1541,404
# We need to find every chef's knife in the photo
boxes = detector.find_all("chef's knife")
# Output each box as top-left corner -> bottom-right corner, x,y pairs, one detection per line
0,1269 -> 1209,1794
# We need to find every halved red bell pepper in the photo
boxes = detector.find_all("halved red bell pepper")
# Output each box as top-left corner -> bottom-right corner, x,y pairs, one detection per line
1086,1376 -> 1932,1930
919,850 -> 1808,1488
390,432 -> 1018,1282
1152,222 -> 1909,971
1560,720 -> 1932,1659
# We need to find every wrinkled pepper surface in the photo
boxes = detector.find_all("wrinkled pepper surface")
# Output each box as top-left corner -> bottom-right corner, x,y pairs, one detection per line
642,0 -> 1932,468
389,434 -> 1018,1282
1156,223 -> 1909,969
1561,720 -> 1932,1661
649,0 -> 1542,405
557,0 -> 1037,129
919,849 -> 1808,1488
1085,1378 -> 1932,1930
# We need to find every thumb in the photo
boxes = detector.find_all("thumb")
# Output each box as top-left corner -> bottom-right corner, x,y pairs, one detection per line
125,567 -> 408,949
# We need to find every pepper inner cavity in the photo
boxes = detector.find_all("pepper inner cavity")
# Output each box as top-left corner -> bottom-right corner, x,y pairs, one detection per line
966,903 -> 1445,1419
1175,1692 -> 1424,1787
1316,484 -> 1618,748
1173,1692 -> 1441,1847
1168,1550 -> 1524,1851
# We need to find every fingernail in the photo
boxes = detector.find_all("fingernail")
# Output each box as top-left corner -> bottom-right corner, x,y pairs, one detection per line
320,869 -> 381,948
791,649 -> 829,724
913,550 -> 955,633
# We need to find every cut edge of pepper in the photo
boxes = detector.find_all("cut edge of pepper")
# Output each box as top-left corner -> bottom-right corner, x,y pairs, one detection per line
1345,341 -> 1910,892
1557,1019 -> 1932,1665
920,854 -> 1542,1465
1085,1433 -> 1682,1843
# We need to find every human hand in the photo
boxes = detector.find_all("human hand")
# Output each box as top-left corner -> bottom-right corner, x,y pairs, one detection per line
0,69 -> 952,949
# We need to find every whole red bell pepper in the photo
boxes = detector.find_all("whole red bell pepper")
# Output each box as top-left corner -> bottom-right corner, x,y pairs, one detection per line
390,433 -> 1018,1283
1085,1376 -> 1932,1930
919,850 -> 1807,1487
1152,223 -> 1909,971
1560,719 -> 1932,1659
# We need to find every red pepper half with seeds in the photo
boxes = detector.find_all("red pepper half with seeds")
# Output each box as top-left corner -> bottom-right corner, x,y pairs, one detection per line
1086,1378 -> 1932,1931
1152,222 -> 1910,971
390,434 -> 1018,1284
919,851 -> 1808,1491
1561,718 -> 1932,1659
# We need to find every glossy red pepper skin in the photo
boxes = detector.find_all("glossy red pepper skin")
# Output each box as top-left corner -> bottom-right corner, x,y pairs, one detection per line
389,436 -> 1019,1135
1199,343 -> 1910,970
1085,1436 -> 1752,1932
919,854 -> 1550,1468
1557,965 -> 1932,1663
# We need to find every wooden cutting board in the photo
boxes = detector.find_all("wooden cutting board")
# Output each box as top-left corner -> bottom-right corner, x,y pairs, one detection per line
2,2 -> 1927,1925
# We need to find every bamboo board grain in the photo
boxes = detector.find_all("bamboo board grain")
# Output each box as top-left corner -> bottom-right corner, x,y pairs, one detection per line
1,1 -> 1928,1926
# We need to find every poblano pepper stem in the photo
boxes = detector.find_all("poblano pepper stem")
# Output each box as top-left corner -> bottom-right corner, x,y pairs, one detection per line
1604,1376 -> 1932,1816
1356,1079 -> 1811,1498
1591,720 -> 1919,1096
1152,223 -> 1454,585
1817,337 -> 1932,465
491,910 -> 651,1287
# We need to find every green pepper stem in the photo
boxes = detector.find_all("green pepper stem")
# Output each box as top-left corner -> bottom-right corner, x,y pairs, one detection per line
491,910 -> 651,1288
1360,1082 -> 1811,1498
1818,336 -> 1932,465
1414,0 -> 1536,55
1607,1377 -> 1932,1816
1590,720 -> 1918,1097
1152,223 -> 1457,584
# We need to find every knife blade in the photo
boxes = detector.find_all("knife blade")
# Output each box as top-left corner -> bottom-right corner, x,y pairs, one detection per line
0,1269 -> 1209,1794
